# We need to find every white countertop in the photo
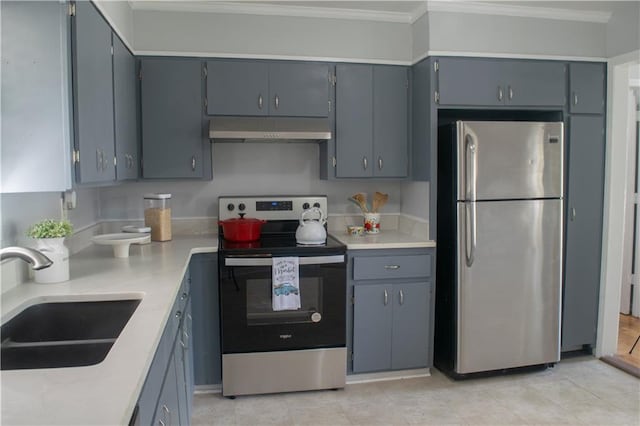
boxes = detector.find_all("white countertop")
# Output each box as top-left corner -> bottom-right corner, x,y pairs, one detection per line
330,230 -> 436,250
0,235 -> 218,426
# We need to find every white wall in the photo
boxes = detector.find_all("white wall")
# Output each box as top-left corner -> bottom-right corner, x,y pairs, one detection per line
133,10 -> 412,64
427,11 -> 606,58
0,188 -> 100,247
93,0 -> 134,48
99,144 -> 403,220
606,2 -> 640,58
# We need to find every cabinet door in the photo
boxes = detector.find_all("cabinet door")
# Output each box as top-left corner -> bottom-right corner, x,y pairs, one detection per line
141,58 -> 206,178
206,60 -> 268,116
391,282 -> 430,370
562,115 -> 605,350
437,57 -> 504,106
373,66 -> 408,177
174,331 -> 189,426
154,352 -> 181,426
335,64 -> 373,178
353,284 -> 393,372
112,35 -> 138,180
268,62 -> 330,117
72,1 -> 115,183
569,63 -> 605,114
190,254 -> 221,385
1,1 -> 72,193
506,61 -> 566,107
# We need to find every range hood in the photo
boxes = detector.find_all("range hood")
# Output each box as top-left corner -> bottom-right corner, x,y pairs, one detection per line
208,117 -> 331,142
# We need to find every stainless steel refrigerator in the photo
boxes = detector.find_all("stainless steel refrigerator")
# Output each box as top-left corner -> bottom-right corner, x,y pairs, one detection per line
435,120 -> 564,377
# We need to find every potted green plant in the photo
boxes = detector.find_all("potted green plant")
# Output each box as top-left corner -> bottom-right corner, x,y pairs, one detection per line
27,219 -> 73,283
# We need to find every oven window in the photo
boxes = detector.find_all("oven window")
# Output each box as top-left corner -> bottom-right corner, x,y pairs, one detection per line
245,277 -> 323,326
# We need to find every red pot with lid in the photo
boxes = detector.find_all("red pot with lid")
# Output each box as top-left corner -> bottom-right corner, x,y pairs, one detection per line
219,215 -> 267,242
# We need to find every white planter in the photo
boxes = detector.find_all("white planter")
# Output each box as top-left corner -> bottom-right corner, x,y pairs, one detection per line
33,237 -> 69,283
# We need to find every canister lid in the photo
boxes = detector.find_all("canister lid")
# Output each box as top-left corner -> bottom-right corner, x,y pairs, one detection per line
144,193 -> 172,200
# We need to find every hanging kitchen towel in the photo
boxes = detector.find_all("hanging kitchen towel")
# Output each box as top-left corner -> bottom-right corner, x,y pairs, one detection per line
272,256 -> 301,311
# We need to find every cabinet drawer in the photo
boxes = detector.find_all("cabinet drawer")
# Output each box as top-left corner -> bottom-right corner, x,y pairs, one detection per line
353,255 -> 431,281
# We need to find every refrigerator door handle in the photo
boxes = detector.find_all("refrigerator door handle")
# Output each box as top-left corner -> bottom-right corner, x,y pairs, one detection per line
465,133 -> 477,267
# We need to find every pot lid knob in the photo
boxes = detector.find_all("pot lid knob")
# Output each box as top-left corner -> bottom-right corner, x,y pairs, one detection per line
238,213 -> 246,219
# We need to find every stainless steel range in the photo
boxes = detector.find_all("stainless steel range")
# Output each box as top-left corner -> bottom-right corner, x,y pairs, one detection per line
218,196 -> 347,397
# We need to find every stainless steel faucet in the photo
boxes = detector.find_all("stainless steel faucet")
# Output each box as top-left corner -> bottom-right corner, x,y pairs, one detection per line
0,247 -> 53,270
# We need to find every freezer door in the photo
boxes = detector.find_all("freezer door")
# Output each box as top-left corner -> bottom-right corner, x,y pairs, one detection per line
456,199 -> 562,374
457,121 -> 564,201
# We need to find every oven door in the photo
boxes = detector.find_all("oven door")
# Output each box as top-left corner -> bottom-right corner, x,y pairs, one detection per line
219,254 -> 346,354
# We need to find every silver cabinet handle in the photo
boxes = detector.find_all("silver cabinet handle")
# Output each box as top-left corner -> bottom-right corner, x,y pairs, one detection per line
96,149 -> 101,171
175,311 -> 182,319
378,156 -> 383,170
465,133 -> 477,267
162,405 -> 169,414
383,289 -> 388,306
570,207 -> 576,221
498,86 -> 503,101
258,94 -> 263,110
274,94 -> 279,109
573,92 -> 578,105
181,292 -> 187,300
399,290 -> 404,305
158,421 -> 165,426
508,86 -> 513,100
363,157 -> 368,170
384,265 -> 400,270
191,156 -> 196,171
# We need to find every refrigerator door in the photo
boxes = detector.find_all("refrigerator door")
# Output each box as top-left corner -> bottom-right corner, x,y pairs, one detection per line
456,199 -> 562,374
457,121 -> 564,201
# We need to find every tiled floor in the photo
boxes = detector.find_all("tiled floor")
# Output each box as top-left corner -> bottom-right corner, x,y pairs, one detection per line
192,357 -> 640,425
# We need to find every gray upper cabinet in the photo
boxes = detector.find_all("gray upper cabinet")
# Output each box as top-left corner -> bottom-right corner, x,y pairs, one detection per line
562,115 -> 605,351
335,64 -> 409,178
569,63 -> 606,114
436,57 -> 566,107
1,1 -> 72,193
207,61 -> 268,116
335,64 -> 373,178
373,66 -> 409,177
206,60 -> 329,117
71,0 -> 115,183
437,58 -> 504,106
269,62 -> 330,117
112,35 -> 138,180
141,58 -> 212,179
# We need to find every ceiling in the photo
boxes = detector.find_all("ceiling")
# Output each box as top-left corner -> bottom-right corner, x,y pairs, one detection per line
129,1 -> 618,23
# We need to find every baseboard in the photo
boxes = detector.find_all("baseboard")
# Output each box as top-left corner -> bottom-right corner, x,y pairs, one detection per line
346,368 -> 431,384
600,355 -> 640,379
194,384 -> 222,394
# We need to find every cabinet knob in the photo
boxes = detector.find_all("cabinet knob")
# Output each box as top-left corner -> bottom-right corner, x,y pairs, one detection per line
258,94 -> 263,110
378,156 -> 383,170
362,156 -> 368,170
508,86 -> 513,100
191,156 -> 196,171
573,92 -> 578,105
497,86 -> 504,101
274,94 -> 280,109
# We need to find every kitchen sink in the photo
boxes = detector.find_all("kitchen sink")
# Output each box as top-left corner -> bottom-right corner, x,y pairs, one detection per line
1,299 -> 141,370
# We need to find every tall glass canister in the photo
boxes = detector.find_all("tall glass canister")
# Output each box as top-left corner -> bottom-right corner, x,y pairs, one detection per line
144,193 -> 172,241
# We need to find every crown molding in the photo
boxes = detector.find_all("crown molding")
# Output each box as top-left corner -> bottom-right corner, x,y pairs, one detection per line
130,1 -> 415,23
130,1 -> 612,25
426,1 -> 612,24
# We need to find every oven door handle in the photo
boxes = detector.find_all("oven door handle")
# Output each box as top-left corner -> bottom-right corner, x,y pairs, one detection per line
225,255 -> 344,267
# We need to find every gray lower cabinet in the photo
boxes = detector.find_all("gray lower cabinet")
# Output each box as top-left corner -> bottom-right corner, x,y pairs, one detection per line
71,0 -> 116,183
562,115 -> 606,351
140,57 -> 212,179
112,34 -> 139,180
435,57 -> 566,107
190,254 -> 221,386
349,249 -> 434,374
136,273 -> 193,426
206,60 -> 330,117
569,63 -> 606,114
335,64 -> 409,178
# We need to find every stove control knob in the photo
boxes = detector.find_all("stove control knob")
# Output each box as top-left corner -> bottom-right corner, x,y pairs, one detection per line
313,202 -> 321,208
227,203 -> 235,211
238,203 -> 246,211
302,202 -> 310,210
